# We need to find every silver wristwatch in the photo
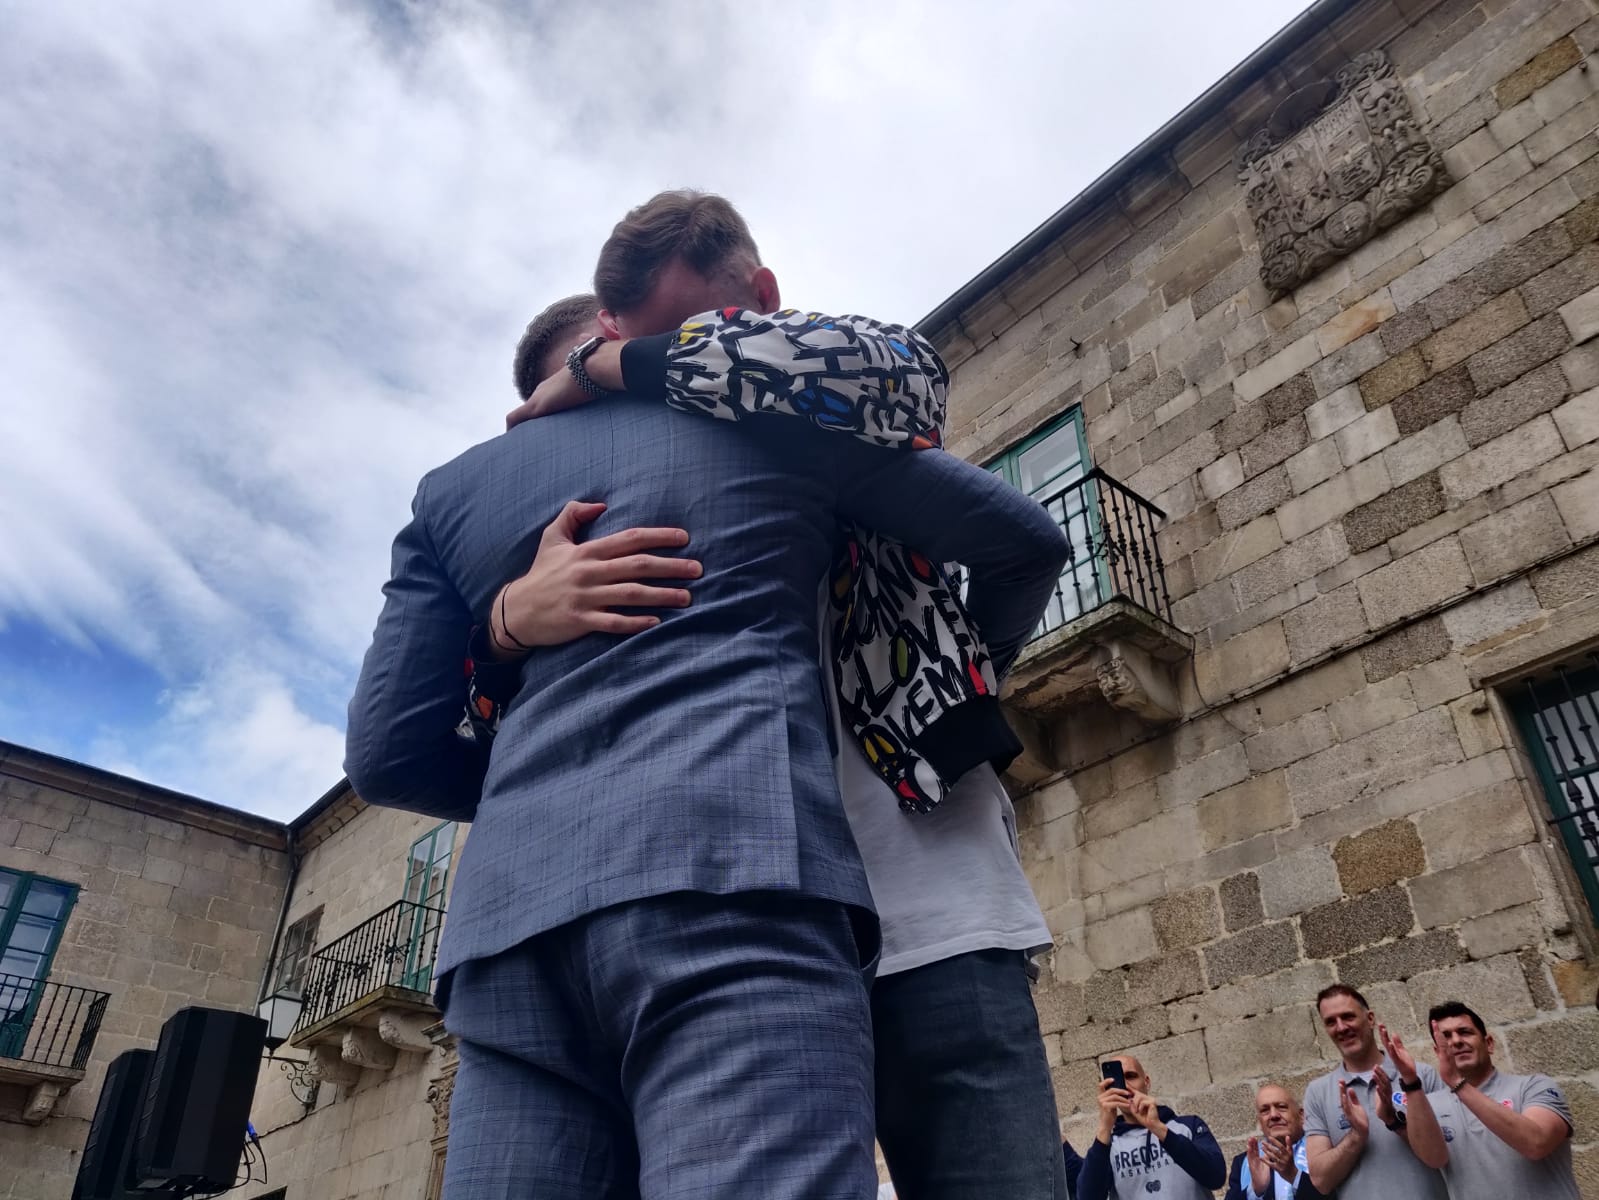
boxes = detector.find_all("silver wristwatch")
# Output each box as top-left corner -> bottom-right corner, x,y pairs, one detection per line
565,335 -> 613,400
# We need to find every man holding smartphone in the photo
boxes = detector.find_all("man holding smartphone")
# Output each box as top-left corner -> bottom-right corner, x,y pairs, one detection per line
1075,1055 -> 1227,1200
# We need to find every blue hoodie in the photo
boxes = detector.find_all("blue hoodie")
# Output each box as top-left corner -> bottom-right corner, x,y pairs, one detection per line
1076,1104 -> 1227,1200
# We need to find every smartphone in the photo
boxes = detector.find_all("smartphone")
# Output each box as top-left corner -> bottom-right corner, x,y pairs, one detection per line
1101,1060 -> 1127,1091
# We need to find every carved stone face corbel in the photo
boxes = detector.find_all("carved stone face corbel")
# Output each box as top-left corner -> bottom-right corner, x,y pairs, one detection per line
1237,51 -> 1450,298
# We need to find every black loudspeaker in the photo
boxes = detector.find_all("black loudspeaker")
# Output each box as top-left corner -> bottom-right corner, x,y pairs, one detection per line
72,1048 -> 153,1200
132,1006 -> 267,1192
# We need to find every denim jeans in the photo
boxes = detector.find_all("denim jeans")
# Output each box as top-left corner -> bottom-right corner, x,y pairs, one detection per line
873,948 -> 1068,1200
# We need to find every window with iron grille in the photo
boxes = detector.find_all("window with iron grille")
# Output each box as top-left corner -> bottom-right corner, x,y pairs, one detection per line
0,870 -> 79,1060
271,908 -> 321,997
985,410 -> 1101,636
1509,654 -> 1599,925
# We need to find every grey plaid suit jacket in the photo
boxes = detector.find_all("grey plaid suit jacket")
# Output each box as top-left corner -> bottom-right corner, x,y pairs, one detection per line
346,397 -> 1068,978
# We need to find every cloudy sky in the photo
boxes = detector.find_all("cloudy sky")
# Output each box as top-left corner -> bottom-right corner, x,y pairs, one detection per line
1,0 -> 1307,820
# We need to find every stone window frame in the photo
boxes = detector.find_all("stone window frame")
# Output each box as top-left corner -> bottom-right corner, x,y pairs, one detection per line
270,907 -> 322,998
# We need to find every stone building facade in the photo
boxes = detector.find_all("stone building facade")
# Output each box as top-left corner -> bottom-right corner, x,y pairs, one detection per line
0,741 -> 289,1199
234,788 -> 465,1200
918,0 -> 1599,1187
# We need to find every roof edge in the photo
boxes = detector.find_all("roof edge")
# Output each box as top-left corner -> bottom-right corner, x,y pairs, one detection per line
0,738 -> 289,850
915,0 -> 1362,336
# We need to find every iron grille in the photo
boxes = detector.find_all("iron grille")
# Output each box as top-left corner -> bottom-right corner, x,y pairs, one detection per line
1512,653 -> 1599,923
292,899 -> 446,1032
1032,468 -> 1175,638
0,974 -> 110,1071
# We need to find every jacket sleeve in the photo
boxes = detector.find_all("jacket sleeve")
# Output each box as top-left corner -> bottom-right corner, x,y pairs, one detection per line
619,307 -> 947,450
1222,1152 -> 1248,1200
1063,1140 -> 1084,1200
1164,1117 -> 1228,1191
818,438 -> 1069,676
1074,1139 -> 1113,1200
345,474 -> 487,822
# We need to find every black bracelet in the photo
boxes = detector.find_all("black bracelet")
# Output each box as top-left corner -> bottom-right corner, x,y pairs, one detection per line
496,589 -> 533,653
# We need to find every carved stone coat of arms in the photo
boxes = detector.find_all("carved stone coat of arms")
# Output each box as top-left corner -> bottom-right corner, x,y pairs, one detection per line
1237,51 -> 1451,297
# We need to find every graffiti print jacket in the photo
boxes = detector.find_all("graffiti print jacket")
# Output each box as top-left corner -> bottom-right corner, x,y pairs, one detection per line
468,307 -> 1034,811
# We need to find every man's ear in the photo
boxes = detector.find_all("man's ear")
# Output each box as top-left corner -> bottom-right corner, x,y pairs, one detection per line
752,266 -> 781,314
598,310 -> 622,339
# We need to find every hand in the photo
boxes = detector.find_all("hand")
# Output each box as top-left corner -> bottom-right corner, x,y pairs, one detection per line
1125,1092 -> 1167,1138
1096,1078 -> 1131,1140
1379,1023 -> 1420,1086
1261,1132 -> 1297,1183
1339,1078 -> 1370,1141
489,501 -> 699,654
506,367 -> 590,429
1246,1137 -> 1272,1195
1372,1064 -> 1398,1129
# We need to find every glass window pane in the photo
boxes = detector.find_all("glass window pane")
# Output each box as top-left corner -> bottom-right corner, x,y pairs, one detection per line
1015,424 -> 1084,497
0,948 -> 45,982
0,870 -> 18,913
20,882 -> 71,920
8,916 -> 54,955
432,823 -> 455,867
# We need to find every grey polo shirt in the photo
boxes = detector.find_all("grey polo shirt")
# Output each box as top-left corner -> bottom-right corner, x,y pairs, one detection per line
1427,1070 -> 1577,1200
1302,1054 -> 1446,1200
818,589 -> 1052,975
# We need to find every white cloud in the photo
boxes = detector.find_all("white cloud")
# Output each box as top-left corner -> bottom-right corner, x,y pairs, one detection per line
0,0 -> 1308,816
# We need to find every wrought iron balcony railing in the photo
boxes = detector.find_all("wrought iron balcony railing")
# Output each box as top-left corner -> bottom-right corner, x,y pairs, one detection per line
293,899 -> 446,1034
1032,468 -> 1174,639
0,974 -> 109,1072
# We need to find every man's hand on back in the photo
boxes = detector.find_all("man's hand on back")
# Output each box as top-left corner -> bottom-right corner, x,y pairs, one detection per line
487,500 -> 700,657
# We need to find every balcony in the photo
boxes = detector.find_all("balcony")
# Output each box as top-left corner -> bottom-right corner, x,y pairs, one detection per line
0,974 -> 110,1123
288,900 -> 444,1085
1002,470 -> 1193,778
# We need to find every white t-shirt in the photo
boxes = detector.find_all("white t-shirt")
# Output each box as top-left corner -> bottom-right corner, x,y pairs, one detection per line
817,588 -> 1051,975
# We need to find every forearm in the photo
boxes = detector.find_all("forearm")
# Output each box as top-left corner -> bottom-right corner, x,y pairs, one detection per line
827,440 -> 1069,675
1400,1091 -> 1449,1169
1161,1128 -> 1228,1190
619,308 -> 947,447
1306,1135 -> 1363,1193
346,481 -> 486,822
1459,1088 -> 1564,1158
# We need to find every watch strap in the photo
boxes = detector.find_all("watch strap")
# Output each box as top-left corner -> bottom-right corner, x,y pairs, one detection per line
566,335 -> 612,400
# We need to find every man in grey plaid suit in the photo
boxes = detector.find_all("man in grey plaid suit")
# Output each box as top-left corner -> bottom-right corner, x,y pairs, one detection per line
346,246 -> 1069,1197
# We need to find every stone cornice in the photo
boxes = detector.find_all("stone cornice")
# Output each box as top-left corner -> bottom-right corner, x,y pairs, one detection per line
0,739 -> 288,850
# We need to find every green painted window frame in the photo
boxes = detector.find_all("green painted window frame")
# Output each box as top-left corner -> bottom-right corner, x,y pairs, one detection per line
0,869 -> 80,1059
0,869 -> 79,984
401,822 -> 456,990
1509,663 -> 1599,925
984,407 -> 1104,635
271,908 -> 322,998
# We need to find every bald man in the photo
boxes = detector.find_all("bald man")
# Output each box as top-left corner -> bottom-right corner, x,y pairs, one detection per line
1076,1054 -> 1226,1200
1225,1084 -> 1334,1199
